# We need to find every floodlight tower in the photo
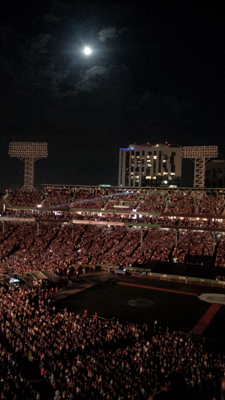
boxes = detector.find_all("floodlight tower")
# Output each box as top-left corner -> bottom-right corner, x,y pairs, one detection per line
182,145 -> 218,188
8,142 -> 48,191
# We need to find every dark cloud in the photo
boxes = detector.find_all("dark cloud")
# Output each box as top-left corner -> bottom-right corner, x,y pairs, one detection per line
76,66 -> 108,92
98,26 -> 127,42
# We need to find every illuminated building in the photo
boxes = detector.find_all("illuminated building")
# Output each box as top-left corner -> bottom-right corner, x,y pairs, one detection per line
118,143 -> 182,187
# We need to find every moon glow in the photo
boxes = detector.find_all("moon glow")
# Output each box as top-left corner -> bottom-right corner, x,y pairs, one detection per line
84,46 -> 92,55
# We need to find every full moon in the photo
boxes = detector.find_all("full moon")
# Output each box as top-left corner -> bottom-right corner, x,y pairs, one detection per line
83,46 -> 92,55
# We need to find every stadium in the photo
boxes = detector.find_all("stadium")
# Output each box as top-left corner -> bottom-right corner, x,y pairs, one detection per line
1,180 -> 225,400
2,0 -> 225,394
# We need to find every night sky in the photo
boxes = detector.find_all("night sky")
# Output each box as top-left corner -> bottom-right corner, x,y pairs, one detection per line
1,0 -> 225,191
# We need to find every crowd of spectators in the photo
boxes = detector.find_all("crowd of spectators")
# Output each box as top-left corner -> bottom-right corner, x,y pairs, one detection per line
6,190 -> 44,207
104,193 -> 139,212
137,194 -> 165,213
165,194 -> 225,216
195,196 -> 225,215
71,192 -> 107,210
1,221 -> 225,273
0,285 -> 225,400
3,209 -> 71,220
2,188 -> 225,271
0,340 -> 40,400
5,189 -> 225,216
1,190 -> 225,399
171,231 -> 214,264
3,209 -> 225,230
215,236 -> 225,267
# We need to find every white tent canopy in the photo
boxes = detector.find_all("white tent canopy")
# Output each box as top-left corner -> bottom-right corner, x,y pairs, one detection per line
41,270 -> 59,281
30,271 -> 49,281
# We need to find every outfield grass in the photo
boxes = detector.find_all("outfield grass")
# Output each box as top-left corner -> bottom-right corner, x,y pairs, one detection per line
54,276 -> 225,342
